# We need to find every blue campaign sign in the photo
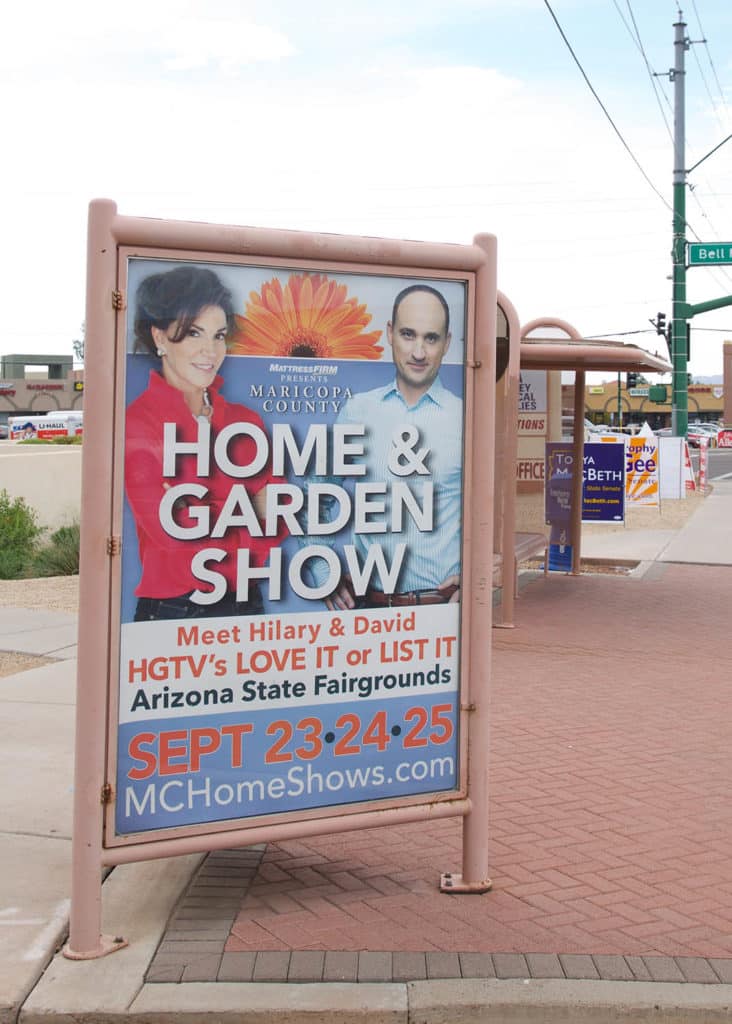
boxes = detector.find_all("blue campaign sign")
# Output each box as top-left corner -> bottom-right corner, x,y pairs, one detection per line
582,442 -> 625,523
545,443 -> 573,524
545,444 -> 574,572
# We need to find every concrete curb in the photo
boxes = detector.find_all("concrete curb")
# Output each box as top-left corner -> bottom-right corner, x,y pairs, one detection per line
21,854 -> 204,1024
21,975 -> 732,1024
407,977 -> 732,1023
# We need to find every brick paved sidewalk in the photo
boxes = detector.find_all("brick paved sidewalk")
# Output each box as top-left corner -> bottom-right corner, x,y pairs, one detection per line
147,564 -> 732,984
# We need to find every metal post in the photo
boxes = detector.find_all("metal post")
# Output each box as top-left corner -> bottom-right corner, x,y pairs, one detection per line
454,233 -> 496,893
671,15 -> 689,438
64,200 -> 127,960
617,372 -> 622,428
570,370 -> 585,575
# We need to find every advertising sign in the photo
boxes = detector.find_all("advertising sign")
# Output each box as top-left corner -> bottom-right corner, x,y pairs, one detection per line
659,436 -> 683,499
582,442 -> 625,522
115,257 -> 467,839
518,371 -> 546,413
718,429 -> 732,449
626,436 -> 659,507
545,443 -> 573,570
683,440 -> 697,493
545,443 -> 573,525
698,436 -> 709,492
545,441 -> 624,557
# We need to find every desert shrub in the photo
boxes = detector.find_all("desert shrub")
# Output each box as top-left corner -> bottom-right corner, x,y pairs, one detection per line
0,490 -> 43,579
17,435 -> 82,445
31,523 -> 81,577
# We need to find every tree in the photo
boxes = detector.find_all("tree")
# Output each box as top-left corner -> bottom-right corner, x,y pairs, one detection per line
72,322 -> 85,365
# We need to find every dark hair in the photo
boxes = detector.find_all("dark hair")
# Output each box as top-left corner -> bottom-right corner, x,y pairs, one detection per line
133,265 -> 235,355
391,284 -> 450,336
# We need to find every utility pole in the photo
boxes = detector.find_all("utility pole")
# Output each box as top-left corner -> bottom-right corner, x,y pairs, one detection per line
668,11 -> 732,437
671,16 -> 688,437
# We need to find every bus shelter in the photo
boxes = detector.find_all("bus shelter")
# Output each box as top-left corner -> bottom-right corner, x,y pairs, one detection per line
493,316 -> 671,627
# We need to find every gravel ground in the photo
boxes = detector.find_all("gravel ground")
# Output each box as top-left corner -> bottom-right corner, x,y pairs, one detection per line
517,486 -> 706,535
0,574 -> 79,613
581,488 -> 705,535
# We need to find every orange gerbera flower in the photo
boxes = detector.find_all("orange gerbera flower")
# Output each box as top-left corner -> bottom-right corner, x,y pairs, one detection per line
229,273 -> 383,359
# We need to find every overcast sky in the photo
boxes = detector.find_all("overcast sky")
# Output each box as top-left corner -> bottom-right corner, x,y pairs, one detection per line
2,0 -> 731,379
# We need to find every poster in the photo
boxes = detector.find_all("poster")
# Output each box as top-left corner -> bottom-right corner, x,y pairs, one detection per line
626,436 -> 659,507
517,370 -> 547,435
115,258 -> 467,836
544,441 -> 624,571
581,442 -> 625,523
545,443 -> 573,571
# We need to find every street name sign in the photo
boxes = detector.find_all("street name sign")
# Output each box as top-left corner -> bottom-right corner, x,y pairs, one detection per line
688,243 -> 732,266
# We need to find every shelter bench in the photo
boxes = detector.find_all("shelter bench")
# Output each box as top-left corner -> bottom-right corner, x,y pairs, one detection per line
511,531 -> 549,596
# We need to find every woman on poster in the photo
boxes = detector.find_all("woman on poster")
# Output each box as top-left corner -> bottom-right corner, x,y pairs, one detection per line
125,264 -> 282,621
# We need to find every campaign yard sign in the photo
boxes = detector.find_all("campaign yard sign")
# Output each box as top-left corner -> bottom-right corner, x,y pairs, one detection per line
626,436 -> 659,507
114,257 -> 468,839
545,441 -> 625,557
545,443 -> 573,571
581,442 -> 625,523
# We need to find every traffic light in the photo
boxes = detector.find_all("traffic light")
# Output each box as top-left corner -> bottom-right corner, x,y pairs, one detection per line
626,371 -> 639,389
655,312 -> 667,336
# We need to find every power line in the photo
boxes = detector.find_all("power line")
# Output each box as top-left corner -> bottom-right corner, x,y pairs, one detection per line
584,329 -> 656,338
690,0 -> 730,129
612,0 -> 674,144
690,37 -> 727,136
684,2 -> 732,279
618,0 -> 731,265
610,2 -> 731,279
542,0 -> 673,214
619,0 -> 732,291
585,326 -> 732,338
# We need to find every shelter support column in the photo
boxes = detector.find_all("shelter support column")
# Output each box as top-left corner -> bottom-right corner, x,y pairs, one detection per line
441,233 -> 494,894
64,200 -> 127,960
570,370 -> 585,575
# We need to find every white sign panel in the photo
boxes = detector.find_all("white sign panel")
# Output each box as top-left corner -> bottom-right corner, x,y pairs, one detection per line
518,371 -> 547,415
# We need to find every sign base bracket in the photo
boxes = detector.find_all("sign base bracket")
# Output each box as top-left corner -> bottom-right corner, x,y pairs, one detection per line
439,872 -> 492,894
62,934 -> 128,961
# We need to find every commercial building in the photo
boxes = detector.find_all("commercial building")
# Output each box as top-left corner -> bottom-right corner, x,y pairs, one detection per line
576,376 -> 724,430
0,354 -> 83,431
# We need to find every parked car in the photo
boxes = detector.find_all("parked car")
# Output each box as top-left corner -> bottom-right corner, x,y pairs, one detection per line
687,426 -> 712,448
692,423 -> 721,446
654,426 -> 713,448
592,427 -> 627,438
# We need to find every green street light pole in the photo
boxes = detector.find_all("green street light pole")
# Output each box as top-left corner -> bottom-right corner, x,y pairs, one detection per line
671,16 -> 688,438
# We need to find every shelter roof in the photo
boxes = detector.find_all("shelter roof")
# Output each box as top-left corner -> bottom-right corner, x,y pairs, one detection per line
519,319 -> 671,374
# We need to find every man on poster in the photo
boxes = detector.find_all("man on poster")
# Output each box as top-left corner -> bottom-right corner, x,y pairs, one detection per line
305,283 -> 463,609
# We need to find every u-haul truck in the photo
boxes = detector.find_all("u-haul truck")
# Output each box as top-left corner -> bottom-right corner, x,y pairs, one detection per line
8,411 -> 83,440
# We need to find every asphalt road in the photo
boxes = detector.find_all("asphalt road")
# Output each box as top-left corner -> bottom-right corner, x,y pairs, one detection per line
690,447 -> 732,480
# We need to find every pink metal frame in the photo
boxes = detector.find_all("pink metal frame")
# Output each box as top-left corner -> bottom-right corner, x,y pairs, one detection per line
65,201 -> 497,957
493,292 -> 522,627
520,319 -> 585,576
